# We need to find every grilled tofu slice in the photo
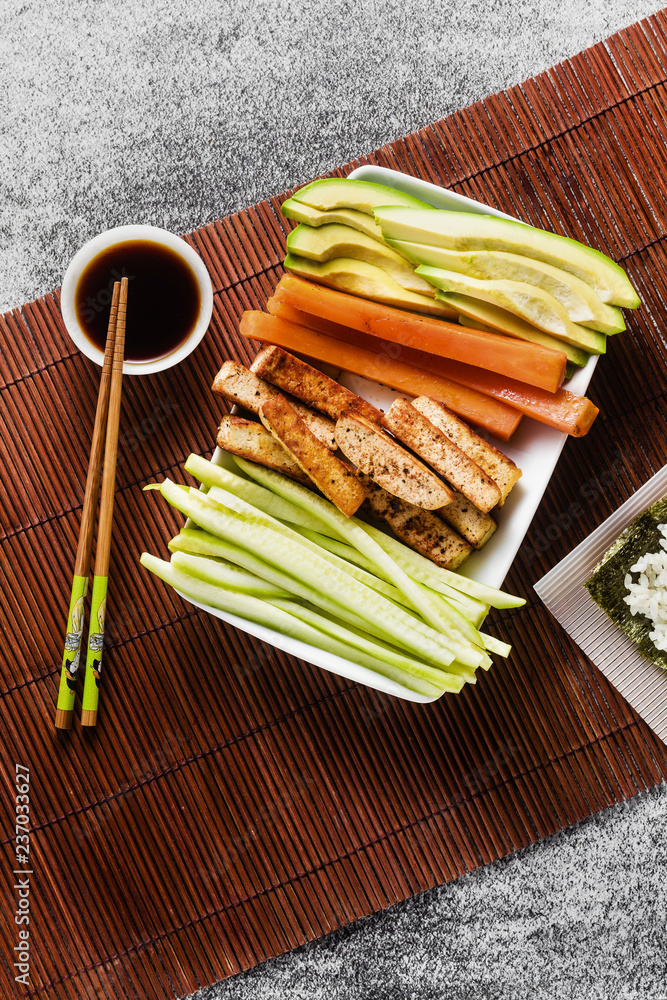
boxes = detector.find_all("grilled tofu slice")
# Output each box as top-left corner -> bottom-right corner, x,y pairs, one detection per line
335,412 -> 453,510
250,345 -> 383,424
216,414 -> 311,485
437,490 -> 497,549
259,395 -> 367,517
383,398 -> 501,513
412,396 -> 522,505
212,360 -> 337,450
360,475 -> 472,569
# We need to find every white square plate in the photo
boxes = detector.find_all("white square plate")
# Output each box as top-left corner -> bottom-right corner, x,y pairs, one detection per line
179,165 -> 599,702
534,464 -> 667,745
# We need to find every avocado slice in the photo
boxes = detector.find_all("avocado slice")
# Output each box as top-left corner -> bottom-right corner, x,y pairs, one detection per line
387,239 -> 625,335
451,295 -> 590,367
286,223 -> 435,297
457,315 -> 495,334
283,254 -> 458,318
292,178 -> 435,216
585,497 -> 667,671
417,265 -> 607,354
375,207 -> 640,309
281,198 -> 387,245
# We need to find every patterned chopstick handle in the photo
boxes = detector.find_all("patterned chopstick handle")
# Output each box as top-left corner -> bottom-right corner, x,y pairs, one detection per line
55,575 -> 89,727
81,575 -> 108,726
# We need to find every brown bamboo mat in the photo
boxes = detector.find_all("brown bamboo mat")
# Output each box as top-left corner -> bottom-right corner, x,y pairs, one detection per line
3,10 -> 667,999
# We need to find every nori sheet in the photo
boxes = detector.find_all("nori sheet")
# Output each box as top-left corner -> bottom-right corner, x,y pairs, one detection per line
585,496 -> 667,671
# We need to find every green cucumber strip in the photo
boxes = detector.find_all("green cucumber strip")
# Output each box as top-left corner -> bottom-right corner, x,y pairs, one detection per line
170,551 -> 290,598
204,484 -> 408,606
412,580 -> 486,651
231,457 -> 486,661
168,529 -> 443,659
171,529 -> 478,681
298,527 -> 382,575
364,522 -> 525,609
141,553 -> 443,697
233,457 -> 520,610
479,632 -> 512,657
184,483 -> 483,669
184,454 -> 333,534
301,527 -> 488,624
441,592 -> 488,628
268,597 -> 466,693
159,481 -> 471,668
169,551 -> 288,598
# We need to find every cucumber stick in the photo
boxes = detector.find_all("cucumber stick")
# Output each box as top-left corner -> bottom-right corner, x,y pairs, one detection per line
171,556 -> 290,598
195,455 -> 505,615
231,457 -> 488,658
158,480 -> 483,669
141,553 -> 443,697
364,522 -> 524,609
267,597 -> 465,693
144,456 -> 523,691
203,484 -> 409,607
232,455 -> 521,610
184,454 -> 331,534
171,550 -> 463,690
204,484 -> 482,649
168,528 -> 464,666
298,527 -> 489,625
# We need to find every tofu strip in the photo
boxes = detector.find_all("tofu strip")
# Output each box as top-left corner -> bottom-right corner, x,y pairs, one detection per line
250,345 -> 383,423
437,490 -> 497,549
216,414 -> 311,485
360,475 -> 472,570
259,395 -> 367,517
383,398 -> 502,513
412,395 -> 521,505
212,360 -> 337,450
335,412 -> 453,510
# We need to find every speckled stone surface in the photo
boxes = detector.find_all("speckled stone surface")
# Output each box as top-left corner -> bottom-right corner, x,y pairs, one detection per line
2,1 -> 666,997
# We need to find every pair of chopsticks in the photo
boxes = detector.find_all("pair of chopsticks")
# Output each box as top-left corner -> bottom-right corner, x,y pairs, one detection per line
55,278 -> 127,730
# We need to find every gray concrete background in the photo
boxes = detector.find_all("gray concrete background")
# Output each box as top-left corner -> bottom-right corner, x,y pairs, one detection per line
2,1 -> 666,997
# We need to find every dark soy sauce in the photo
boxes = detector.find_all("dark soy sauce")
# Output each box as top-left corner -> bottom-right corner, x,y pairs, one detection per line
75,240 -> 201,362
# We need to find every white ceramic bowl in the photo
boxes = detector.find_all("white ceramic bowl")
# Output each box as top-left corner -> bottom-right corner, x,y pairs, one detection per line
60,224 -> 213,375
177,166 -> 599,702
156,164 -> 600,703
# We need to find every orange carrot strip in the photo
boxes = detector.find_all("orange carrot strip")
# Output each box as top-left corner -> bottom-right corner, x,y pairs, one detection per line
239,310 -> 523,441
267,300 -> 598,437
272,273 -> 567,394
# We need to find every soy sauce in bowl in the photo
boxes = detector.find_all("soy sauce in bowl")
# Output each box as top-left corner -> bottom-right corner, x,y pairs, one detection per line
75,240 -> 201,363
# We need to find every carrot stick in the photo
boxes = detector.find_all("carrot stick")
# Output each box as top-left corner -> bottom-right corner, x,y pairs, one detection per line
267,299 -> 598,437
272,273 -> 567,393
239,310 -> 523,441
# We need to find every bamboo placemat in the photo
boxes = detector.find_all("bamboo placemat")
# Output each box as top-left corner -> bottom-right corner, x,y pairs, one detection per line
3,10 -> 667,998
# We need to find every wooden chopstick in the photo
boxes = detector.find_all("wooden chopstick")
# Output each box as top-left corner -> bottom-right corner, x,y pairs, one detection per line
55,282 -> 120,730
81,276 -> 128,728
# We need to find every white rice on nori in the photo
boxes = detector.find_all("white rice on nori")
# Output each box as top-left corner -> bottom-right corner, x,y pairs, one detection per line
585,496 -> 667,671
624,523 -> 667,652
